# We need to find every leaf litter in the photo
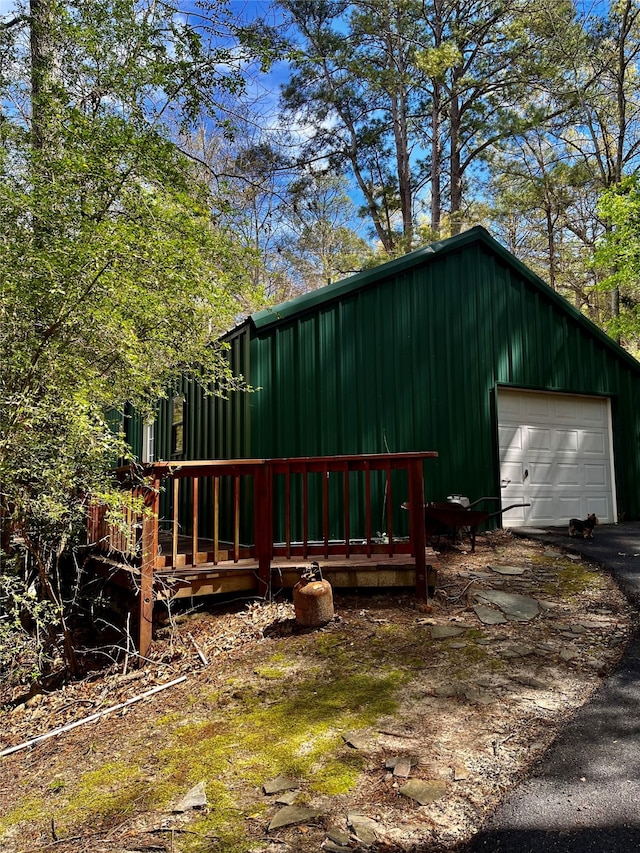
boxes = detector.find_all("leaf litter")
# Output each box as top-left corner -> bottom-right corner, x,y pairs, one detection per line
0,531 -> 635,853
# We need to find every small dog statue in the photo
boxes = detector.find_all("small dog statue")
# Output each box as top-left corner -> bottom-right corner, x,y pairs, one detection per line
568,513 -> 599,538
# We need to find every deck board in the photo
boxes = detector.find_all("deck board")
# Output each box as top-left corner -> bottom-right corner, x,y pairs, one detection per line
92,551 -> 439,601
94,548 -> 438,601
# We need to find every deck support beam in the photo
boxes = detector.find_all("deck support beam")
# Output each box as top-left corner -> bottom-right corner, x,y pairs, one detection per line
254,464 -> 271,598
139,477 -> 159,660
408,459 -> 428,599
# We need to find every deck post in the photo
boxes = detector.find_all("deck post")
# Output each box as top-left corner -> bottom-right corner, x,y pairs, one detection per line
139,476 -> 159,660
408,459 -> 427,599
254,463 -> 271,598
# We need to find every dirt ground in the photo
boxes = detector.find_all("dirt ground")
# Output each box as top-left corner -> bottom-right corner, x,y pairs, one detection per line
0,531 -> 635,853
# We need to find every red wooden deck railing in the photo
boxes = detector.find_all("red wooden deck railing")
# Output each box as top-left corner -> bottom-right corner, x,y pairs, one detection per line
88,452 -> 437,655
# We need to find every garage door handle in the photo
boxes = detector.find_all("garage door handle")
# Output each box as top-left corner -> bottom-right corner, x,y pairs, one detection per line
523,469 -> 529,482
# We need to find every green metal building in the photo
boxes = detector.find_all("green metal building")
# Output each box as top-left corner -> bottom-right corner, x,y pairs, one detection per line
132,226 -> 640,528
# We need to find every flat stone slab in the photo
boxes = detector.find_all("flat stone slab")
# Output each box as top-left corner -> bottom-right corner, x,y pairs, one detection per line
275,790 -> 298,805
488,564 -> 526,575
503,643 -> 536,657
473,604 -> 508,624
386,754 -> 419,770
173,781 -> 207,812
268,805 -> 322,830
342,730 -> 371,750
347,813 -> 379,846
326,826 -> 351,846
399,779 -> 448,805
464,687 -> 496,704
431,625 -> 467,639
263,775 -> 299,795
560,648 -> 579,662
393,756 -> 412,777
475,590 -> 540,621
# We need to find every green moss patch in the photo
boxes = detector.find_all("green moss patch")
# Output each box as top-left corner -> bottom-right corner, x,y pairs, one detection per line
0,620 -> 428,850
543,561 -> 602,598
0,760 -> 149,838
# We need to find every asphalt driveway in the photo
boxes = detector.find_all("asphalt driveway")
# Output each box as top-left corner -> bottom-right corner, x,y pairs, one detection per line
456,523 -> 640,853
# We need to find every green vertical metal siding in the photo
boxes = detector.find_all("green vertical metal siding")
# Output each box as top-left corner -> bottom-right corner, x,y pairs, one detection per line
248,231 -> 640,521
146,328 -> 253,541
152,328 -> 251,463
140,227 -> 640,527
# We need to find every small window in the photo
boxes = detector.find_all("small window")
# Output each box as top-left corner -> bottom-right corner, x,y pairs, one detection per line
142,422 -> 155,463
171,396 -> 185,456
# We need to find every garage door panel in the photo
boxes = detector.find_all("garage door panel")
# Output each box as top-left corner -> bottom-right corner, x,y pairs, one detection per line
501,461 -> 524,483
582,431 -> 606,454
584,463 -> 607,486
556,398 -> 579,420
556,429 -> 579,452
556,463 -> 580,486
499,394 -> 522,417
526,393 -> 551,415
529,462 -> 552,485
558,497 -> 585,519
582,398 -> 608,425
528,496 -> 555,522
499,424 -> 522,451
497,389 -> 616,527
586,497 -> 610,519
501,499 -> 528,524
528,427 -> 552,451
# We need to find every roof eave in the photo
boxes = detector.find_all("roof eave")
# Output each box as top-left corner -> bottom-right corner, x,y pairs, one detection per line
248,226 -> 640,376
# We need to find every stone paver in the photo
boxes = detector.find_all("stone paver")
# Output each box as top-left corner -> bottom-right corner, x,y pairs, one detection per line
399,778 -> 448,805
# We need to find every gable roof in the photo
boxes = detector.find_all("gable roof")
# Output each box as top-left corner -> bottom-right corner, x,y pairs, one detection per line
249,226 -> 640,375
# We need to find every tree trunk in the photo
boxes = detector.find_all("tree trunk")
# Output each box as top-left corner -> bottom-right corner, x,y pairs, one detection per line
431,81 -> 442,237
386,10 -> 413,247
546,205 -> 556,291
430,0 -> 444,237
30,0 -> 58,158
449,85 -> 462,235
611,287 -> 621,343
391,89 -> 412,245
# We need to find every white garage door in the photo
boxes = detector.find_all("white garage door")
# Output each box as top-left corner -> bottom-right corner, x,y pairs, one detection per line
497,389 -> 616,527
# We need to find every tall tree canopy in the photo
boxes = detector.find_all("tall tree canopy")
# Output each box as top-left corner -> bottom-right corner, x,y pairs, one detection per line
275,0 -> 640,351
279,0 -> 571,251
596,176 -> 640,354
0,0 -> 270,673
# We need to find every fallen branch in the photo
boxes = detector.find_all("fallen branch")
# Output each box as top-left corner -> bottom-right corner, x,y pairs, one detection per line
16,828 -> 110,851
123,612 -> 131,677
187,632 -> 208,666
0,676 -> 187,758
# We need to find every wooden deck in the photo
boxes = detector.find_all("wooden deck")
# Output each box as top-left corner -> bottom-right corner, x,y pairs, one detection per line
87,452 -> 439,657
94,550 -> 438,601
